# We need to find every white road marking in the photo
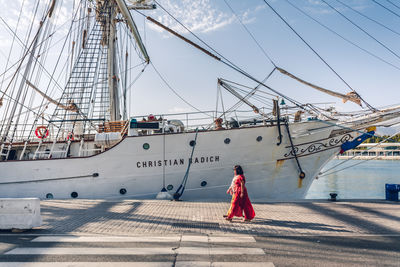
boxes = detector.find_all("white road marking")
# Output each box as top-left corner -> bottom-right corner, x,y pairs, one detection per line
175,263 -> 274,267
5,247 -> 265,255
31,235 -> 256,243
5,247 -> 175,255
31,236 -> 180,243
211,263 -> 275,267
209,236 -> 256,243
209,247 -> 264,255
0,263 -> 274,267
180,235 -> 208,242
0,263 -> 172,267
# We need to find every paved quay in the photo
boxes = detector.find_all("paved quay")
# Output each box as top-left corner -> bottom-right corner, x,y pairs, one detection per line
0,199 -> 399,266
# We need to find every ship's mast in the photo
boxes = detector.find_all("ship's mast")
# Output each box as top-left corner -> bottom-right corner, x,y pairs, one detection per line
107,3 -> 120,121
108,0 -> 151,121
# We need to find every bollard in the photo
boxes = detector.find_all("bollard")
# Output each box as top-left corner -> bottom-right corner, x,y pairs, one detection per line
0,198 -> 42,229
385,184 -> 400,201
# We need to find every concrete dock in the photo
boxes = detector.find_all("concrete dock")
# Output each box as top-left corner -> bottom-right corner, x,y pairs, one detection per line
0,199 -> 399,266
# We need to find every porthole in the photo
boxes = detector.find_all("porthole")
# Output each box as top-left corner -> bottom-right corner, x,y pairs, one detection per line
92,172 -> 99,177
71,192 -> 78,198
120,188 -> 127,195
167,184 -> 174,191
46,193 -> 53,199
143,143 -> 150,150
189,140 -> 196,147
256,136 -> 262,142
224,138 -> 231,144
201,181 -> 207,187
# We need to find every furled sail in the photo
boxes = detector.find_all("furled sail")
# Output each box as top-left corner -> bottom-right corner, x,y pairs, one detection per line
276,67 -> 361,106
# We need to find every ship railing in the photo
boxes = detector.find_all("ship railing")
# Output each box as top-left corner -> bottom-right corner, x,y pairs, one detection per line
34,139 -> 71,160
1,107 -> 315,143
128,109 -> 280,134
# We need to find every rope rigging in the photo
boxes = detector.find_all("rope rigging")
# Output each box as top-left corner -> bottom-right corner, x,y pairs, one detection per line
173,128 -> 199,200
335,0 -> 400,37
222,0 -> 277,68
136,4 -> 309,112
150,61 -> 212,117
263,0 -> 376,112
320,0 -> 400,62
385,0 -> 400,10
284,0 -> 400,72
372,0 -> 400,19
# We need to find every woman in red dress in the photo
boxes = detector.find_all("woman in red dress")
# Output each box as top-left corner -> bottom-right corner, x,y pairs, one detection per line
225,165 -> 255,222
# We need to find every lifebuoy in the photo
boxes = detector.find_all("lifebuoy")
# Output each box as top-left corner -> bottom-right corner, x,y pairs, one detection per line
35,126 -> 49,139
67,132 -> 74,141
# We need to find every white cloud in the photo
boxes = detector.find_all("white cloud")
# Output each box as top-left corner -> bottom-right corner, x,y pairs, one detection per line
303,0 -> 371,15
148,0 -> 235,34
147,1 -> 268,36
241,5 -> 266,25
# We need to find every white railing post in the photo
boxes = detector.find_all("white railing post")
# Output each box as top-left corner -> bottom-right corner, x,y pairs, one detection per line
19,141 -> 28,160
78,139 -> 84,157
48,139 -> 57,159
33,140 -> 43,160
162,115 -> 165,134
64,140 -> 71,158
186,113 -> 189,132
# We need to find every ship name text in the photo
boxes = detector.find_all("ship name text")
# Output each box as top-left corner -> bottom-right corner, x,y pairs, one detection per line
136,156 -> 220,168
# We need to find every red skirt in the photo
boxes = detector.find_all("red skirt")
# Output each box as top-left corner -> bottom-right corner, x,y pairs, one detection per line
227,190 -> 255,220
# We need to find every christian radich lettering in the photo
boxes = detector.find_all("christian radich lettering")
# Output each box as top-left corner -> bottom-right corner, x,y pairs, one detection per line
137,156 -> 220,168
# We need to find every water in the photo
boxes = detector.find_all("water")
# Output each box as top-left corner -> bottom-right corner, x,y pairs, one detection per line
305,159 -> 400,199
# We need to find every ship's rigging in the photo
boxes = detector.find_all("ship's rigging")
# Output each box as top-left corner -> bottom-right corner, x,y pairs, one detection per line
0,0 -> 399,201
0,0 -> 399,166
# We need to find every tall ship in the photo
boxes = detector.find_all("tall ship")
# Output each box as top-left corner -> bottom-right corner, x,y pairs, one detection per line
0,0 -> 399,201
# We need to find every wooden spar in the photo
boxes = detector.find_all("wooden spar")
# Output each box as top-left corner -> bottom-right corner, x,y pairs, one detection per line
146,16 -> 221,61
25,81 -> 78,113
48,0 -> 56,18
218,79 -> 265,115
114,0 -> 149,63
276,67 -> 362,106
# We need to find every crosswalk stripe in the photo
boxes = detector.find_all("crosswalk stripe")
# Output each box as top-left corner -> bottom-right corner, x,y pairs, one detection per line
209,236 -> 256,243
5,247 -> 265,255
0,262 -> 274,267
5,247 -> 174,255
176,263 -> 275,267
0,263 -> 172,267
31,236 -> 181,243
180,235 -> 208,242
31,235 -> 256,243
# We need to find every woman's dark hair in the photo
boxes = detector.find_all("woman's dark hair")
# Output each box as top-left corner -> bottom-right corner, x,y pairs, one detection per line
234,165 -> 244,175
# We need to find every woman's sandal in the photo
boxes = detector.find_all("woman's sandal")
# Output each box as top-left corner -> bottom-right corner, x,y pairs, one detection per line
223,215 -> 228,218
225,217 -> 233,222
243,219 -> 251,223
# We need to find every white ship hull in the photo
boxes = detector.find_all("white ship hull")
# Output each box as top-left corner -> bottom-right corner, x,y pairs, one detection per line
0,121 -> 352,201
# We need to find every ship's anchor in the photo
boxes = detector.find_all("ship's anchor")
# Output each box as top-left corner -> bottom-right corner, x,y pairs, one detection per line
284,120 -> 306,180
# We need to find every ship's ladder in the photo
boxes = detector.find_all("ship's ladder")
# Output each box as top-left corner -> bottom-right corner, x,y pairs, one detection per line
0,143 -> 12,160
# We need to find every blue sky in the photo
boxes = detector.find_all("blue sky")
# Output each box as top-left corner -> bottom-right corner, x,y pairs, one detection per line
0,0 -> 399,118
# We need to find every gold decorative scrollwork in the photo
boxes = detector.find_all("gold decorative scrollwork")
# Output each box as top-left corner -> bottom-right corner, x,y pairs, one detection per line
284,134 -> 353,158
